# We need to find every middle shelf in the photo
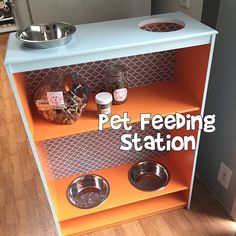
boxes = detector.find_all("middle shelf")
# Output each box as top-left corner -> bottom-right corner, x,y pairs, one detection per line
14,73 -> 200,142
47,155 -> 189,222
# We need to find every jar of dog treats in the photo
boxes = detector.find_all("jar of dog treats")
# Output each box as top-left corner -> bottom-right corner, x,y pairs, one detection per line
104,64 -> 128,105
34,73 -> 89,125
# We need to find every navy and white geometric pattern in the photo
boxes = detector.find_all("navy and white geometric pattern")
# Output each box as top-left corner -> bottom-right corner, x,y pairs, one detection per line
29,51 -> 176,180
140,22 -> 184,32
43,123 -> 169,180
25,50 -> 176,100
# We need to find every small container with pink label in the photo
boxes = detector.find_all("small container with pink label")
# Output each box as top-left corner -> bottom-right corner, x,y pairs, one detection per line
104,64 -> 128,105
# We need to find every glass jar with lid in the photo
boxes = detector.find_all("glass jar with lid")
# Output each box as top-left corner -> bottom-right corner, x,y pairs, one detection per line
34,73 -> 89,125
104,64 -> 128,105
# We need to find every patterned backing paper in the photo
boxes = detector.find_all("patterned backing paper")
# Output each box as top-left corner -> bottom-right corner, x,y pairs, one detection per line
27,51 -> 176,180
140,22 -> 184,32
25,50 -> 176,99
43,123 -> 169,180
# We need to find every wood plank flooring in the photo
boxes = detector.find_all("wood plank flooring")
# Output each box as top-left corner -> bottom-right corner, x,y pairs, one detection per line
0,33 -> 235,236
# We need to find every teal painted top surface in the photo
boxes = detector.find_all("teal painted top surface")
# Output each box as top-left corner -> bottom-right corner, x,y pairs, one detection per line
4,12 -> 217,72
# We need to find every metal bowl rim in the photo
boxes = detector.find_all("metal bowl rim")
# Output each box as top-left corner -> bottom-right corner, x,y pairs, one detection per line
66,174 -> 110,209
15,22 -> 76,43
128,160 -> 170,192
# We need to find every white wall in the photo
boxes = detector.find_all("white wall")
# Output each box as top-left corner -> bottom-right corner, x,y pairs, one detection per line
15,0 -> 150,28
28,0 -> 151,25
152,0 -> 203,20
13,0 -> 32,28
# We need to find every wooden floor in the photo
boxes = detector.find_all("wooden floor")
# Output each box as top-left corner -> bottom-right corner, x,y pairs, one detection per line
0,33 -> 235,236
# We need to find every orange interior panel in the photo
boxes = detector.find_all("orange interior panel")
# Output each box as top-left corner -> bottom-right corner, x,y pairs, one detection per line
169,111 -> 200,183
176,44 -> 211,105
168,110 -> 201,202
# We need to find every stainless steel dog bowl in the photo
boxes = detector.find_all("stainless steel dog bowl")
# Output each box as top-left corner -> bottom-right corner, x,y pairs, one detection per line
16,22 -> 76,49
128,161 -> 169,192
67,174 -> 110,209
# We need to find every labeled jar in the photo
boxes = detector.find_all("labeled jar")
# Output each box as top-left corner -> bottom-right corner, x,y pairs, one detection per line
34,73 -> 89,125
104,64 -> 128,105
95,92 -> 112,116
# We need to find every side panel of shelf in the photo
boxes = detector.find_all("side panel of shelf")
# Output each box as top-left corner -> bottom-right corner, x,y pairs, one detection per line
187,36 -> 216,208
13,73 -> 60,215
175,37 -> 216,208
4,67 -> 62,236
12,73 -> 34,137
12,73 -> 59,210
168,110 -> 200,205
